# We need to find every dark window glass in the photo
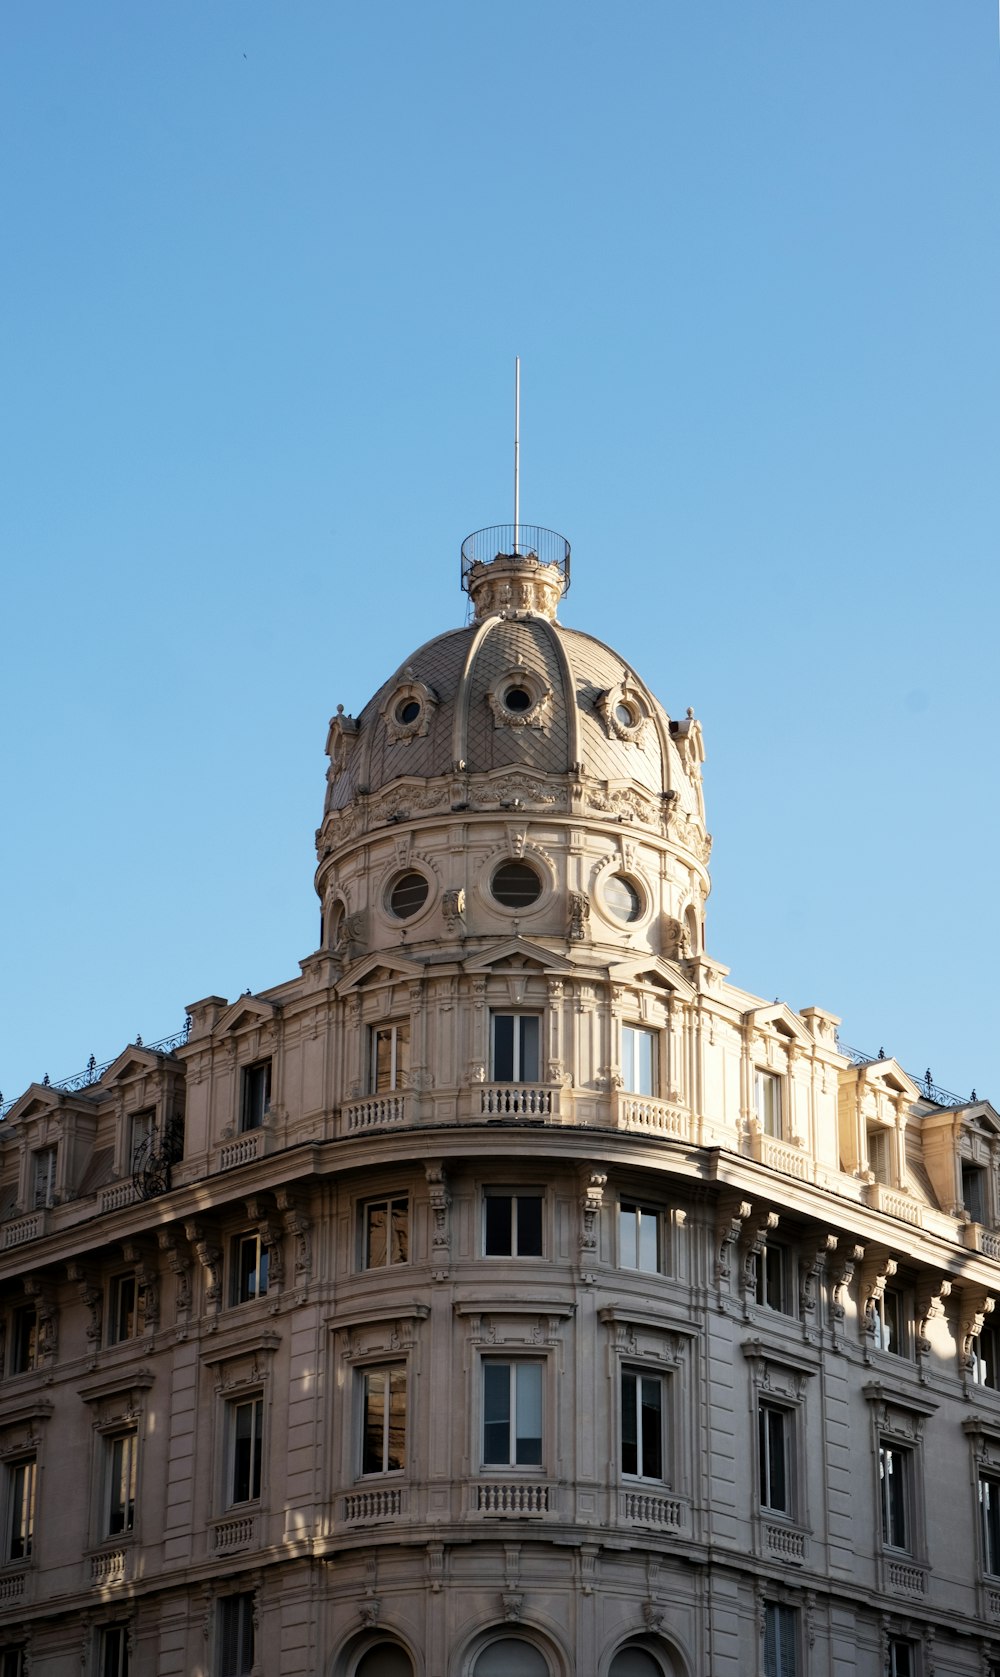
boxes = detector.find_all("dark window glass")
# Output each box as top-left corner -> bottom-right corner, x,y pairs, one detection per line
484,1192 -> 543,1257
879,1442 -> 909,1549
759,1405 -> 789,1512
231,1398 -> 263,1504
241,1061 -> 271,1132
605,875 -> 641,921
388,872 -> 428,919
219,1594 -> 255,1677
491,861 -> 542,908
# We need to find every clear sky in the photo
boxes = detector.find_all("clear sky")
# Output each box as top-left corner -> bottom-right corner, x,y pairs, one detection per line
2,3 -> 998,1109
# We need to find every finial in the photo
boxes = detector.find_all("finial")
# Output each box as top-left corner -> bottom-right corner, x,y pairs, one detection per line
514,356 -> 521,552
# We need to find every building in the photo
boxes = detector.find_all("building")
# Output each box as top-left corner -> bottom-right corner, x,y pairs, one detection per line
0,523 -> 999,1677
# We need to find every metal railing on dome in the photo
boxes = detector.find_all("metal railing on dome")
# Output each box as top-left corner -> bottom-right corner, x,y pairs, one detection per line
460,525 -> 571,592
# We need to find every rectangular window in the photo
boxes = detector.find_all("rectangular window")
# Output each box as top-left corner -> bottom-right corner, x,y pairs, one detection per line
982,1474 -> 1000,1575
8,1308 -> 37,1376
755,1070 -> 782,1138
240,1060 -> 271,1132
107,1274 -> 145,1346
619,1204 -> 664,1273
483,1361 -> 542,1467
621,1369 -> 664,1480
106,1432 -> 137,1536
755,1243 -> 791,1313
128,1110 -> 155,1173
885,1641 -> 915,1677
0,1652 -> 23,1677
868,1127 -> 891,1183
758,1403 -> 791,1514
362,1198 -> 409,1269
361,1368 -> 406,1475
972,1322 -> 1000,1389
6,1460 -> 35,1562
229,1396 -> 263,1505
99,1628 -> 128,1677
491,1014 -> 540,1082
483,1189 -> 543,1257
764,1604 -> 798,1677
231,1233 -> 269,1305
31,1149 -> 56,1210
879,1441 -> 910,1550
218,1593 -> 255,1677
621,1026 -> 656,1096
873,1289 -> 907,1356
371,1023 -> 410,1093
964,1163 -> 988,1225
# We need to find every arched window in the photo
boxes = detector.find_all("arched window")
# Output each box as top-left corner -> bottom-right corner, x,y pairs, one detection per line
609,1650 -> 664,1677
473,1638 -> 549,1676
354,1645 -> 414,1677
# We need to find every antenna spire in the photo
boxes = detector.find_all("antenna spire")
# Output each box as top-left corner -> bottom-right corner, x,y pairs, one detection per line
513,356 -> 521,554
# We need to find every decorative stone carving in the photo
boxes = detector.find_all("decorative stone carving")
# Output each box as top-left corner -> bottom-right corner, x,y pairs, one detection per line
829,1238 -> 865,1322
669,708 -> 706,820
380,672 -> 438,743
442,888 -> 465,931
568,891 -> 590,941
739,1208 -> 780,1299
579,1169 -> 607,1282
597,679 -> 649,746
715,1196 -> 752,1284
487,666 -> 553,731
425,1161 -> 451,1282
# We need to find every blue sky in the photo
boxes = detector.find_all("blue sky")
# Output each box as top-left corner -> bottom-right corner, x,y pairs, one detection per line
2,3 -> 998,1107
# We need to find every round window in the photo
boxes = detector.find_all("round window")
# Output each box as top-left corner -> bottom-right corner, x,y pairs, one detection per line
605,874 -> 642,922
504,686 -> 533,713
388,871 -> 429,919
491,860 -> 542,908
395,698 -> 421,725
615,700 -> 638,728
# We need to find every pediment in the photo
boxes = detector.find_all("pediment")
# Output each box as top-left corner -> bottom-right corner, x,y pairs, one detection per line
852,1057 -> 920,1100
962,1102 -> 1000,1137
607,957 -> 696,1004
214,995 -> 280,1036
103,1045 -> 170,1085
337,951 -> 426,994
744,1002 -> 812,1048
463,938 -> 575,976
2,1083 -> 99,1124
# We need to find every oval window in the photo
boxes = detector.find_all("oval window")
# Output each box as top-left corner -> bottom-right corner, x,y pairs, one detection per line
504,686 -> 533,713
491,860 -> 542,908
615,700 -> 638,728
396,698 -> 421,725
388,872 -> 429,919
605,874 -> 642,922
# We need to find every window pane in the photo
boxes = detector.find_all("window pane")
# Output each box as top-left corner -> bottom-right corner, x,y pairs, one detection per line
515,1364 -> 542,1465
493,1015 -> 515,1081
363,1372 -> 386,1475
366,1204 -> 388,1269
485,1195 -> 513,1255
374,1031 -> 394,1093
390,1200 -> 408,1264
483,1364 -> 511,1464
640,1378 -> 662,1480
638,1212 -> 659,1273
515,1195 -> 543,1256
387,1369 -> 406,1472
356,1648 -> 414,1677
473,1640 -> 548,1677
518,1016 -> 540,1082
619,1208 -> 638,1271
621,1372 -> 638,1475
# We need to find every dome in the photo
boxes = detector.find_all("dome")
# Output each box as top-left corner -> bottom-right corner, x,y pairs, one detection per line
316,532 -> 711,965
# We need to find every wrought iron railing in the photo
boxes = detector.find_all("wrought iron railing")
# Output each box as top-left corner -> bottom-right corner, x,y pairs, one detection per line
461,524 -> 570,591
0,1021 -> 191,1121
835,1039 -> 971,1108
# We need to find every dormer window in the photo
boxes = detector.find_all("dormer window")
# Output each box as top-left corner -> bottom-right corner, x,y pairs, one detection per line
31,1149 -> 56,1211
964,1163 -> 989,1225
868,1128 -> 891,1184
241,1061 -> 271,1133
754,1071 -> 782,1139
129,1110 -> 155,1173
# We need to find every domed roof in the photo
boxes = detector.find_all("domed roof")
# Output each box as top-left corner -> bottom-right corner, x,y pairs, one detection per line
323,540 -> 704,826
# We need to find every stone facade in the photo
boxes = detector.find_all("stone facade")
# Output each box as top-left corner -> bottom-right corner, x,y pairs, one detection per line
0,528 -> 997,1677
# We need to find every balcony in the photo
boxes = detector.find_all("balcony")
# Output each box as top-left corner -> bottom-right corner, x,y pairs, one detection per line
343,1486 -> 406,1523
1,1212 -> 46,1249
479,1085 -> 559,1120
217,1130 -> 268,1172
764,1522 -> 807,1564
863,1182 -> 924,1227
473,1480 -> 552,1517
210,1512 -> 259,1554
345,1094 -> 408,1132
614,1093 -> 689,1141
748,1130 -> 814,1184
90,1545 -> 131,1587
618,1488 -> 684,1530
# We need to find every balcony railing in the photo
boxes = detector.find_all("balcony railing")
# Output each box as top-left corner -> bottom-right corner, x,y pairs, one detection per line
475,1480 -> 550,1516
749,1131 -> 813,1183
218,1130 -> 267,1172
863,1183 -> 924,1227
1,1213 -> 45,1249
345,1094 -> 407,1132
211,1513 -> 258,1553
344,1487 -> 404,1523
764,1523 -> 806,1563
614,1094 -> 689,1140
885,1558 -> 926,1596
90,1546 -> 129,1587
480,1085 -> 558,1119
0,1569 -> 26,1604
619,1489 -> 684,1530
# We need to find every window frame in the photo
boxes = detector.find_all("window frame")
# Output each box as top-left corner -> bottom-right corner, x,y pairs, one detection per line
872,1286 -> 910,1358
763,1602 -> 798,1677
218,1592 -> 256,1677
360,1196 -> 409,1270
971,1320 -> 1000,1389
981,1471 -> 1000,1577
884,1639 -> 917,1677
31,1147 -> 56,1210
107,1272 -> 144,1347
104,1430 -> 138,1538
127,1109 -> 155,1173
98,1626 -> 129,1677
0,1651 -> 23,1677
754,1069 -> 782,1139
483,1188 -> 544,1258
758,1401 -> 792,1516
481,1358 -> 544,1470
490,1013 -> 542,1083
5,1458 -> 35,1563
225,1393 -> 264,1508
963,1161 -> 989,1225
755,1241 -> 793,1314
230,1231 -> 269,1306
618,1202 -> 666,1275
370,1023 -> 410,1094
240,1059 -> 272,1133
359,1364 -> 407,1477
620,1366 -> 666,1483
621,1025 -> 657,1097
878,1438 -> 912,1552
7,1306 -> 37,1377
